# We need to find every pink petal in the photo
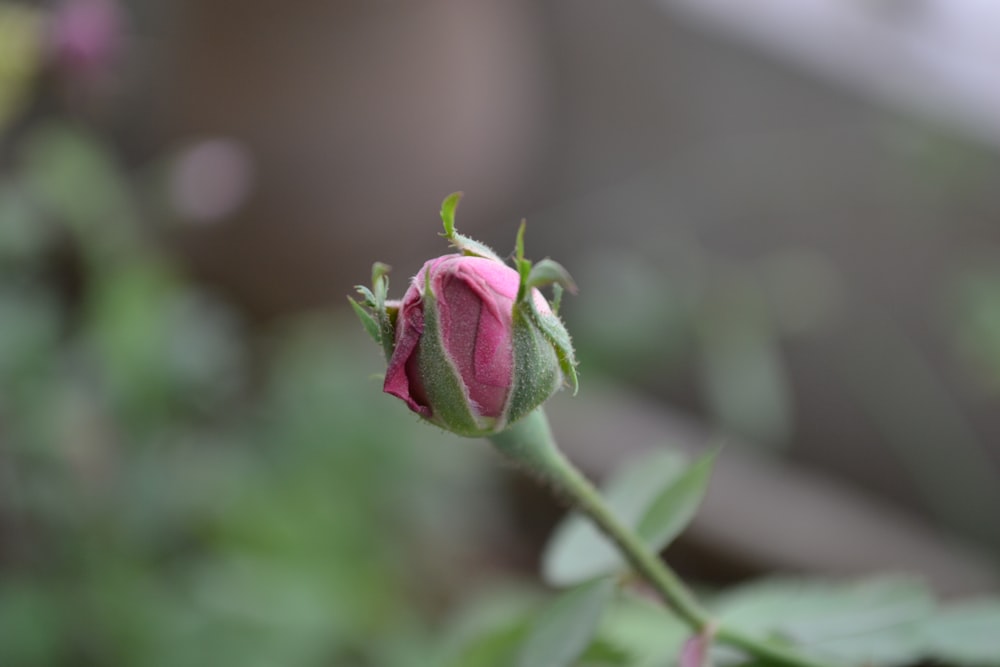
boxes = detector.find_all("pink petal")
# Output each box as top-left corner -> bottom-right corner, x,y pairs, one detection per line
383,292 -> 430,417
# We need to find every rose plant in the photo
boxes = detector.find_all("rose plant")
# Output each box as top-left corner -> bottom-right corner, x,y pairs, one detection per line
351,194 -> 1000,667
349,193 -> 838,667
350,193 -> 840,667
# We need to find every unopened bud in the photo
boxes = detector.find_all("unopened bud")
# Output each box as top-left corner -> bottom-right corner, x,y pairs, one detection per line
351,193 -> 577,437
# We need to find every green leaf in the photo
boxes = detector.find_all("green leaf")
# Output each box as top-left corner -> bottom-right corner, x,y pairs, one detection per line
348,297 -> 381,344
543,449 -> 689,586
527,259 -> 577,294
635,449 -> 716,553
578,637 -> 632,666
922,599 -> 1000,666
437,587 -> 542,667
600,592 -> 688,667
714,576 -> 935,666
446,621 -> 529,667
516,577 -> 616,667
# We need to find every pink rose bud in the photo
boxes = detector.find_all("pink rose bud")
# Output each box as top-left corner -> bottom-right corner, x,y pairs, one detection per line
382,254 -> 557,435
351,194 -> 577,437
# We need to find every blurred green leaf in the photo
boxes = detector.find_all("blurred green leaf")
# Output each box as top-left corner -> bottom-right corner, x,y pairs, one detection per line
0,181 -> 49,263
84,261 -> 245,428
635,450 -> 716,554
543,449 -> 688,586
0,285 -> 60,383
697,278 -> 791,449
0,4 -> 44,133
577,639 -> 632,667
570,251 -> 692,380
598,593 -> 687,667
921,599 -> 1000,667
516,577 -> 616,667
714,576 -> 935,666
951,268 -> 1000,393
444,619 -> 529,667
437,586 -> 542,667
19,122 -> 139,264
0,582 -> 65,666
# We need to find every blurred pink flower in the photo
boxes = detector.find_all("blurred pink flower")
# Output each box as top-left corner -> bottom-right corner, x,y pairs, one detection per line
49,0 -> 122,80
169,139 -> 254,224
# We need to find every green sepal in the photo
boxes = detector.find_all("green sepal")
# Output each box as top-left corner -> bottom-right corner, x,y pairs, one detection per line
551,283 -> 564,315
526,298 -> 579,395
527,259 -> 577,294
509,222 -> 578,394
439,191 -> 504,262
354,284 -> 377,308
348,295 -> 381,344
351,263 -> 398,362
417,273 -> 491,437
440,191 -> 462,238
385,301 -> 399,331
370,264 -> 396,362
514,221 -> 532,303
505,303 -> 563,426
371,261 -> 391,287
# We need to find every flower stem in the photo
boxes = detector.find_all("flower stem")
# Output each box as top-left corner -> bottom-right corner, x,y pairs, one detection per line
491,408 -> 709,629
489,408 -> 837,667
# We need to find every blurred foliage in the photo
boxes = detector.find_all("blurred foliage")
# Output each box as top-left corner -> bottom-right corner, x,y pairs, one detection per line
560,168 -> 1000,551
569,244 -> 843,451
528,448 -> 1000,667
0,4 -> 44,134
0,43 -> 496,664
0,125 -> 430,663
950,265 -> 1000,395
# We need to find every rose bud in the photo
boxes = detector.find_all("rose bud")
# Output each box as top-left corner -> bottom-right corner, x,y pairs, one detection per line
350,193 -> 577,437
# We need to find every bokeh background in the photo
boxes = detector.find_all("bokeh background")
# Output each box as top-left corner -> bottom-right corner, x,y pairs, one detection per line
2,0 -> 999,665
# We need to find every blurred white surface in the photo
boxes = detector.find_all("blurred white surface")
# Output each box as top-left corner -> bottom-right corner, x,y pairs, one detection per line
659,0 -> 1000,149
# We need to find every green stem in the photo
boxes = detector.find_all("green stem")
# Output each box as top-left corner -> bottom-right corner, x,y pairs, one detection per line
490,409 -> 837,667
491,408 -> 709,630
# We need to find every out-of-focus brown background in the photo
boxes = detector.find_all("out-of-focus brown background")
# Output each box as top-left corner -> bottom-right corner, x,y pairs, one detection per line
2,0 -> 999,664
